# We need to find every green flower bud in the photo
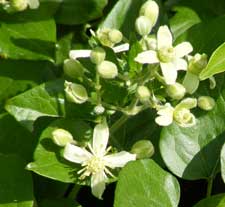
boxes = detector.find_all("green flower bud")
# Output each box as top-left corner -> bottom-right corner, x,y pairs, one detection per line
11,0 -> 28,11
97,60 -> 118,79
198,96 -> 215,111
90,47 -> 106,65
131,140 -> 154,159
188,53 -> 208,75
63,59 -> 84,78
96,28 -> 114,47
177,97 -> 197,109
108,29 -> 123,44
52,129 -> 75,147
173,107 -> 196,127
135,16 -> 153,36
166,83 -> 186,100
136,86 -> 150,102
64,81 -> 88,104
139,0 -> 159,26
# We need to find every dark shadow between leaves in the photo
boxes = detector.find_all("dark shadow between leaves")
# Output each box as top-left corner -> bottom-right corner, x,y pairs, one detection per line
182,132 -> 225,179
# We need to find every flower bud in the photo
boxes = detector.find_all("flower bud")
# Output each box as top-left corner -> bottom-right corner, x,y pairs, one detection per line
108,29 -> 123,44
63,59 -> 84,78
11,0 -> 28,11
166,83 -> 186,100
140,36 -> 157,50
136,86 -> 150,102
173,107 -> 196,127
198,96 -> 215,111
90,47 -> 106,65
96,28 -> 114,47
94,105 -> 105,115
135,16 -> 153,36
52,128 -> 74,147
64,81 -> 88,104
188,53 -> 208,75
131,140 -> 154,159
177,98 -> 197,109
97,60 -> 118,79
139,0 -> 159,26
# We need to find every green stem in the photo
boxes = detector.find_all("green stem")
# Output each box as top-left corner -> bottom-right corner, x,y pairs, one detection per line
67,184 -> 81,199
206,177 -> 213,198
110,114 -> 129,134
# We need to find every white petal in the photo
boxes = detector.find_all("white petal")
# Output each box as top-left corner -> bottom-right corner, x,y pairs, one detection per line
113,43 -> 129,53
174,42 -> 193,58
93,122 -> 109,156
157,25 -> 173,49
155,115 -> 173,126
160,62 -> 177,85
104,151 -> 136,169
28,0 -> 39,9
134,50 -> 159,64
174,58 -> 187,71
63,143 -> 91,164
91,171 -> 107,199
69,50 -> 91,59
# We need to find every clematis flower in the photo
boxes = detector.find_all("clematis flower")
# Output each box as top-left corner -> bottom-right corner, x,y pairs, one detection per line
135,25 -> 193,85
63,122 -> 136,199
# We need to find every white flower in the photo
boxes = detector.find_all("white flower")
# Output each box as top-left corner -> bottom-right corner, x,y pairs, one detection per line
155,103 -> 174,126
63,122 -> 136,199
135,25 -> 193,85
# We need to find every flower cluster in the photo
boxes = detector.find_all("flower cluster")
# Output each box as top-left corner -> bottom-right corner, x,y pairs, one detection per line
63,0 -> 216,130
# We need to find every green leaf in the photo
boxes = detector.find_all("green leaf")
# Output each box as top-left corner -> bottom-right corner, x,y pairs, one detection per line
5,79 -> 65,131
0,154 -> 33,207
193,194 -> 225,207
200,42 -> 225,80
169,6 -> 201,40
55,0 -> 107,25
0,18 -> 56,61
114,159 -> 180,207
160,77 -> 225,179
27,118 -> 91,183
39,199 -> 82,207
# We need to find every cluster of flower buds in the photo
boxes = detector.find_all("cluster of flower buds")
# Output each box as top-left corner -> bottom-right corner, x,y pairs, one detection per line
0,0 -> 39,12
63,0 -> 216,128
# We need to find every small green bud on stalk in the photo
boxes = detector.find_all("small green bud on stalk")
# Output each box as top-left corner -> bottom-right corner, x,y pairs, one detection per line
97,60 -> 118,79
136,86 -> 151,102
135,16 -> 153,36
139,0 -> 159,26
108,29 -> 123,44
63,59 -> 84,78
131,140 -> 154,159
52,129 -> 75,147
64,81 -> 88,104
90,47 -> 106,65
11,0 -> 28,11
166,83 -> 186,100
198,96 -> 215,111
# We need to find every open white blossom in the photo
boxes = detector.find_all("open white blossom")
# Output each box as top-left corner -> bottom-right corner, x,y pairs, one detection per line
135,25 -> 193,85
63,122 -> 136,199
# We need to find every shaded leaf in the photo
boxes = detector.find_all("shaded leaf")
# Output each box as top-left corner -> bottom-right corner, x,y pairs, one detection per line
193,193 -> 225,207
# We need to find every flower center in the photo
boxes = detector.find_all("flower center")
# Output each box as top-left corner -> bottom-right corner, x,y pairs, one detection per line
158,47 -> 175,63
174,108 -> 192,124
86,156 -> 105,174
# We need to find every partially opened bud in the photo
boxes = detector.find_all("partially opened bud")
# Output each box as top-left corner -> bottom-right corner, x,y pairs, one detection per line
188,53 -> 208,75
139,0 -> 159,26
198,96 -> 215,111
97,60 -> 118,79
11,0 -> 28,11
96,28 -> 113,47
52,129 -> 74,147
108,29 -> 123,44
64,81 -> 88,104
136,86 -> 150,102
131,140 -> 154,159
173,107 -> 196,127
135,16 -> 153,36
90,47 -> 106,65
63,59 -> 84,78
166,83 -> 186,100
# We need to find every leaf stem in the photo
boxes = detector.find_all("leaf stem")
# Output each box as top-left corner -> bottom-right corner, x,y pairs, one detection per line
206,177 -> 213,198
110,114 -> 129,134
67,184 -> 81,199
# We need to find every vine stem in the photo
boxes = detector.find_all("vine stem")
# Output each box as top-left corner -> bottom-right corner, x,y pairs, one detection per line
110,114 -> 129,134
206,177 -> 213,198
67,184 -> 81,199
